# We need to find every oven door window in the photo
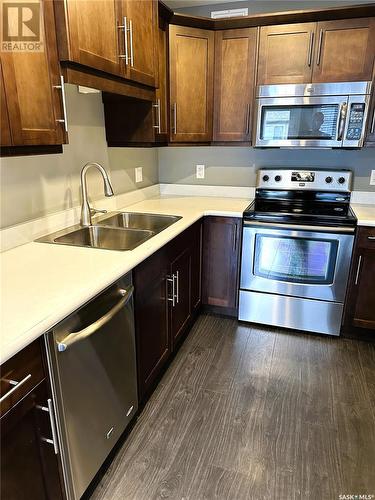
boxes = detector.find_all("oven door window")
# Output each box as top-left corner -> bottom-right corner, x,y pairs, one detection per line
253,234 -> 338,284
260,104 -> 339,141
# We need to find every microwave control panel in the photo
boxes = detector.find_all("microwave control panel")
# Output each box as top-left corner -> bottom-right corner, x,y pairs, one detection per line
346,103 -> 365,140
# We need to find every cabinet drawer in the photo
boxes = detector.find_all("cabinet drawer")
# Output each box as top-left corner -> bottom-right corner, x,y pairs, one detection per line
0,340 -> 45,417
357,226 -> 375,249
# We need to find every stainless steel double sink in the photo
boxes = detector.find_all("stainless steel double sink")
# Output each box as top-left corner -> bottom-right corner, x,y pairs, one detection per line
36,212 -> 182,251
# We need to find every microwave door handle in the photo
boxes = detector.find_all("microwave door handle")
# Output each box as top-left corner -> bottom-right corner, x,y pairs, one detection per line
337,102 -> 348,142
56,286 -> 134,352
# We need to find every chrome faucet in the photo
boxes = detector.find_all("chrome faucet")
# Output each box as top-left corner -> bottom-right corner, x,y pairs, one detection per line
80,162 -> 114,226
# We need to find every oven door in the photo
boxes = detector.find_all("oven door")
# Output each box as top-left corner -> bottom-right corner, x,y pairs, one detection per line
240,222 -> 354,302
254,96 -> 349,148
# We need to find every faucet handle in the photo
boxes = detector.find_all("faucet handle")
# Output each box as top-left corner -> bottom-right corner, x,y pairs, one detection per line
90,208 -> 107,216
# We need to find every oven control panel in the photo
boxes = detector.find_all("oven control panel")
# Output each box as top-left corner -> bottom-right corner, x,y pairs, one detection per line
257,169 -> 352,191
346,103 -> 365,141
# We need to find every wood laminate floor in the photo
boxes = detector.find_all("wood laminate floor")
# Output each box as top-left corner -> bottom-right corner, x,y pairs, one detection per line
91,314 -> 375,500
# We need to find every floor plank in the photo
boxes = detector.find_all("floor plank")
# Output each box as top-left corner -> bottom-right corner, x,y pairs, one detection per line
91,313 -> 375,500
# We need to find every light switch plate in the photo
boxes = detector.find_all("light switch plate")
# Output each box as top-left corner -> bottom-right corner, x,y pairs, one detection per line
196,164 -> 205,179
135,167 -> 143,183
370,170 -> 375,186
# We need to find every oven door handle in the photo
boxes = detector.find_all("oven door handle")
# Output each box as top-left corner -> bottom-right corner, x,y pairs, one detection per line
243,220 -> 355,234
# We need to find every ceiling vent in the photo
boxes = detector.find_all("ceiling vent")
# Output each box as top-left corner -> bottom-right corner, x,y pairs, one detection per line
211,7 -> 248,18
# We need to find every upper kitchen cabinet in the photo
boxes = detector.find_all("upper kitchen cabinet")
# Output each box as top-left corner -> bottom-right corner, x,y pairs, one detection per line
213,28 -> 257,142
169,25 -> 214,142
257,18 -> 375,85
312,18 -> 375,83
1,0 -> 66,146
257,23 -> 316,85
121,0 -> 158,87
55,0 -> 158,87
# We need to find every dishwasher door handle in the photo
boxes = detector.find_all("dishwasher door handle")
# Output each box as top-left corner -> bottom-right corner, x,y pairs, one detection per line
57,286 -> 134,352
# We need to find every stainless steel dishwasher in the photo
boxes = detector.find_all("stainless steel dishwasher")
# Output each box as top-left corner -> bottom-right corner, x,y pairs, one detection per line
44,273 -> 138,500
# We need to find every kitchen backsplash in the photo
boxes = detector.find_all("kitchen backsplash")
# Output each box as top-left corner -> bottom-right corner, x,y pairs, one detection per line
1,85 -> 373,230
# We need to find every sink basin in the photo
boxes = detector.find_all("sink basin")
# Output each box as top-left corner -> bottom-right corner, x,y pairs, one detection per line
37,225 -> 154,251
97,212 -> 181,234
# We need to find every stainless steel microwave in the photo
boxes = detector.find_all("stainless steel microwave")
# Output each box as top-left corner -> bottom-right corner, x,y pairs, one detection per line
254,81 -> 372,148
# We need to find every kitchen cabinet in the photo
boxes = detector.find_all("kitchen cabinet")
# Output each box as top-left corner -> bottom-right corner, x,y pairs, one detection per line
1,340 -> 64,500
169,25 -> 214,142
1,0 -> 66,146
202,216 -> 241,316
257,23 -> 316,85
0,62 -> 11,146
134,221 -> 202,401
257,17 -> 375,85
55,0 -> 158,87
343,226 -> 375,333
102,17 -> 167,146
213,28 -> 257,142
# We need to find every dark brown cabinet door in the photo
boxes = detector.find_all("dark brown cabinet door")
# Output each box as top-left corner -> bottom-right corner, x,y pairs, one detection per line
56,0 -> 123,77
169,248 -> 192,347
257,23 -> 316,85
121,0 -> 158,87
1,0 -> 66,145
214,28 -> 257,142
312,18 -> 375,83
190,221 -> 203,314
202,217 -> 241,315
154,22 -> 169,142
169,25 -> 214,142
0,61 -> 11,146
344,227 -> 375,331
133,248 -> 170,400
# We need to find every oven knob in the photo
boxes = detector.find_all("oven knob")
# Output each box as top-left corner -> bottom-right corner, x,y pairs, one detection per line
275,175 -> 282,182
262,175 -> 269,182
325,176 -> 333,184
338,177 -> 346,184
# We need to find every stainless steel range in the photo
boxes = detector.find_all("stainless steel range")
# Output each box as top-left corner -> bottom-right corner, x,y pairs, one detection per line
239,169 -> 357,336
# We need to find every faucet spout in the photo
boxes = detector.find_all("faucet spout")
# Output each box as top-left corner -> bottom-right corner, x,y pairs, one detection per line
80,162 -> 114,227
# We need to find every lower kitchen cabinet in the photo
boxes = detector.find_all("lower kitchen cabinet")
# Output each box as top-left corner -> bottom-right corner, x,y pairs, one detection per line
134,220 -> 202,401
343,226 -> 375,336
0,341 -> 64,500
202,216 -> 241,316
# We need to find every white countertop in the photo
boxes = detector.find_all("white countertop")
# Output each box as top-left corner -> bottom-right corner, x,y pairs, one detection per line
0,195 -> 249,364
351,203 -> 375,227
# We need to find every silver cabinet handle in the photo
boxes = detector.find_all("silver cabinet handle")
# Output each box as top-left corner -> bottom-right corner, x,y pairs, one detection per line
53,75 -> 68,132
355,255 -> 362,285
245,103 -> 250,135
316,29 -> 323,66
172,103 -> 177,134
368,236 -> 375,240
0,373 -> 32,403
307,31 -> 314,67
167,275 -> 176,307
153,99 -> 161,133
118,17 -> 129,63
37,399 -> 59,455
337,102 -> 347,141
232,224 -> 238,252
129,19 -> 134,67
57,286 -> 134,352
175,271 -> 179,304
371,108 -> 375,134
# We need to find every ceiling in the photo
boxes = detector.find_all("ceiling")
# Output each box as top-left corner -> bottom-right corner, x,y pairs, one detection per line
164,0 -> 247,8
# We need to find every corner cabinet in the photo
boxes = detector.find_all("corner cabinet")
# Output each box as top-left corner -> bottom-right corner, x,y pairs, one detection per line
1,340 -> 64,500
213,28 -> 258,143
1,0 -> 66,146
257,17 -> 375,85
343,226 -> 375,336
202,217 -> 241,317
55,0 -> 158,87
134,221 -> 202,402
169,25 -> 214,142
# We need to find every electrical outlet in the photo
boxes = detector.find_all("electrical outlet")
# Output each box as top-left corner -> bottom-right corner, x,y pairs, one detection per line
370,170 -> 375,186
196,164 -> 205,179
135,167 -> 143,183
